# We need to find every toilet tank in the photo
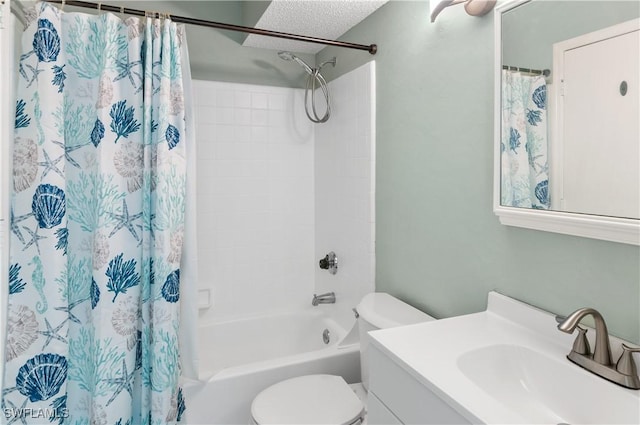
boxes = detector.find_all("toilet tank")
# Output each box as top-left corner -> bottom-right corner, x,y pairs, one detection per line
357,292 -> 435,391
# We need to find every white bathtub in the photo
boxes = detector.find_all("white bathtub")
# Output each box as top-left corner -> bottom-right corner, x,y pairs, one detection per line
182,309 -> 360,424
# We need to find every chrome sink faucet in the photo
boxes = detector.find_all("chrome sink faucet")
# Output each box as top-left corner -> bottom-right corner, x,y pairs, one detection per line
312,292 -> 336,306
558,307 -> 640,389
558,308 -> 612,365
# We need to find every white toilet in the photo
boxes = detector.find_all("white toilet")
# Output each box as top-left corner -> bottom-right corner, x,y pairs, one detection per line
250,292 -> 435,425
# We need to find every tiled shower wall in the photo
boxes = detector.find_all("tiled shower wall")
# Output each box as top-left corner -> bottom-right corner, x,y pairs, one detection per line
192,62 -> 375,323
315,62 -> 376,317
193,81 -> 315,322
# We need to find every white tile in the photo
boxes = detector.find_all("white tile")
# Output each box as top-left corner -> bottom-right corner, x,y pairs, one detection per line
248,161 -> 269,178
251,109 -> 269,126
196,123 -> 216,141
197,193 -> 218,214
234,194 -> 270,213
268,159 -> 313,178
268,93 -> 286,111
268,126 -> 290,144
196,159 -> 216,180
196,106 -> 216,125
235,108 -> 251,126
234,90 -> 251,109
193,84 -> 216,107
247,143 -> 265,160
251,126 -> 269,143
269,110 -> 287,128
196,139 -> 216,160
194,74 -> 374,321
216,89 -> 235,107
211,159 -> 235,177
215,107 -> 234,125
251,92 -> 269,109
234,126 -> 251,143
216,125 -> 235,143
212,143 -> 232,160
312,64 -> 375,304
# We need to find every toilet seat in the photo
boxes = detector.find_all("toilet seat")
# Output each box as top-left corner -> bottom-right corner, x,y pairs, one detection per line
251,374 -> 364,425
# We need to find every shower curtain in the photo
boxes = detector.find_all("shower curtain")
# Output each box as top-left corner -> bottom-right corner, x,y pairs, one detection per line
2,2 -> 195,423
501,70 -> 550,209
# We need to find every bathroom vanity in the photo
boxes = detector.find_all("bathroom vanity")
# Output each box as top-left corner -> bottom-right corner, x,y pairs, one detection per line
368,343 -> 470,424
366,292 -> 640,425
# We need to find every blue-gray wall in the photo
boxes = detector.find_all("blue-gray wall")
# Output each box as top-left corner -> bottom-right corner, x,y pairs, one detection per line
117,1 -> 313,87
316,1 -> 640,343
502,1 -> 639,72
181,1 -> 314,86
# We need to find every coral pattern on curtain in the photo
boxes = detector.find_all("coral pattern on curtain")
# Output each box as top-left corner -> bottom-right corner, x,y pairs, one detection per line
3,3 -> 187,423
501,70 -> 550,209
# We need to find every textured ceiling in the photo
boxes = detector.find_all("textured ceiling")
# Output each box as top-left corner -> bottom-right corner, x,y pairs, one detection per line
243,0 -> 387,54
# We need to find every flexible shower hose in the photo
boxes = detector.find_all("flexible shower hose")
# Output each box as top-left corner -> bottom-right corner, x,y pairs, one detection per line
304,69 -> 331,123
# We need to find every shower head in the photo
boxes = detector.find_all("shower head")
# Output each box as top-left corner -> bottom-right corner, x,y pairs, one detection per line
277,51 -> 334,123
277,51 -> 313,75
277,51 -> 296,61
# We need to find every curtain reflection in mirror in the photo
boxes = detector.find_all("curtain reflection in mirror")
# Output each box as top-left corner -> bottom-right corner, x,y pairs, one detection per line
501,70 -> 549,209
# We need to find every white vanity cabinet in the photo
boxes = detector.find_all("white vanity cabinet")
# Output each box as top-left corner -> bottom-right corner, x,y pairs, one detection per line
365,292 -> 640,425
367,391 -> 402,425
367,342 -> 471,425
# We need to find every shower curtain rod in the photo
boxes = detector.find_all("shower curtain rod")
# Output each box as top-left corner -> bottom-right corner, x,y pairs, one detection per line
16,0 -> 376,54
503,65 -> 551,77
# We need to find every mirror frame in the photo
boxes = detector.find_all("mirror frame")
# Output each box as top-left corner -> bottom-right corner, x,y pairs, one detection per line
493,0 -> 640,245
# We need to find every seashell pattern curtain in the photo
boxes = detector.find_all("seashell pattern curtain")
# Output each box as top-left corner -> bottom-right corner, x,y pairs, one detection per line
3,2 -> 189,423
501,70 -> 550,209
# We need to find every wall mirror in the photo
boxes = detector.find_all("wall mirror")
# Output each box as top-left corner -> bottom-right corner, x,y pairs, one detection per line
494,0 -> 640,245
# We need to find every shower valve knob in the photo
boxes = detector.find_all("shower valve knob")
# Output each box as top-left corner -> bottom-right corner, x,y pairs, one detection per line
319,252 -> 338,275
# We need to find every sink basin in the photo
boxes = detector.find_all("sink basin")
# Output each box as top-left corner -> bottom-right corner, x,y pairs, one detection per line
458,344 -> 640,424
368,292 -> 640,425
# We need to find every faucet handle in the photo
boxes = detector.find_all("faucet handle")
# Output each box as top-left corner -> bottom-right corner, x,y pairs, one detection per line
319,252 -> 338,275
571,327 -> 591,355
616,343 -> 640,377
556,315 -> 590,355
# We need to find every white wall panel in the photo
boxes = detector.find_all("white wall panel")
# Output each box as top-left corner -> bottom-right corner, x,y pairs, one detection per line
193,62 -> 375,325
193,81 -> 315,322
314,62 -> 376,317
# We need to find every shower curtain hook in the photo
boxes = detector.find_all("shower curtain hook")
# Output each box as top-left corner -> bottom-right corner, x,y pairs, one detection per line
61,0 -> 65,12
97,2 -> 101,12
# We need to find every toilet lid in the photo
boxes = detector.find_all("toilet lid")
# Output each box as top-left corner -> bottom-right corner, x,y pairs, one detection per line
251,374 -> 364,425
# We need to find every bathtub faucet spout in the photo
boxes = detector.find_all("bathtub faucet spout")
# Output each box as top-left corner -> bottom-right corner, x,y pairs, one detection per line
312,292 -> 336,306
